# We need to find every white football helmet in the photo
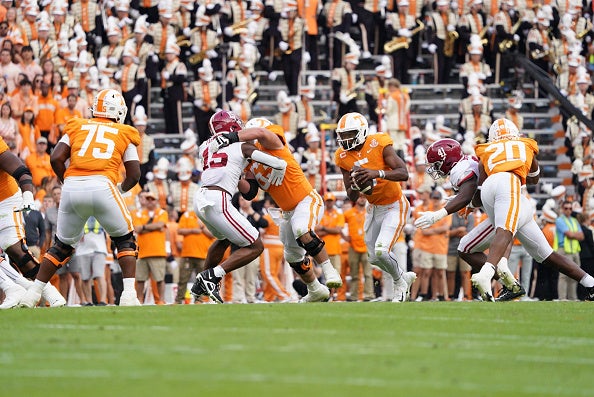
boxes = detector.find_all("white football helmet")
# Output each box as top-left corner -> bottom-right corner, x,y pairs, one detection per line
336,112 -> 368,150
245,117 -> 272,129
92,89 -> 127,123
488,118 -> 520,142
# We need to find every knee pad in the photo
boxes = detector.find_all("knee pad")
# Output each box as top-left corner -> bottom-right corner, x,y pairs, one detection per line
44,237 -> 75,268
297,231 -> 325,257
289,257 -> 312,275
112,232 -> 138,259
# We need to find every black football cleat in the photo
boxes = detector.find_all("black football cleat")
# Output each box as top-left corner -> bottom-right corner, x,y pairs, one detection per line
496,284 -> 526,302
193,268 -> 223,304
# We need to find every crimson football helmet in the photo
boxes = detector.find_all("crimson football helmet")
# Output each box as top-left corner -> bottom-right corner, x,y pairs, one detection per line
425,138 -> 463,180
208,110 -> 244,136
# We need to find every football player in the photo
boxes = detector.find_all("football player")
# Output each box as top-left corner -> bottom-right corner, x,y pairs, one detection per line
20,89 -> 143,307
334,112 -> 416,302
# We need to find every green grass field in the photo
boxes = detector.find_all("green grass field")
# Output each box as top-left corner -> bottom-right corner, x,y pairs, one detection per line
1,302 -> 592,397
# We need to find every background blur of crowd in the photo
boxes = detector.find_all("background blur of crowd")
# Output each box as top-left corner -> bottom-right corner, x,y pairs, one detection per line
2,0 -> 594,304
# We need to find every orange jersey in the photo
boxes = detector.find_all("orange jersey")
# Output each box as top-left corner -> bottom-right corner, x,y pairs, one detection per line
334,133 -> 403,205
320,208 -> 345,255
0,136 -> 19,201
178,211 -> 214,259
343,206 -> 367,253
132,208 -> 168,258
63,117 -> 141,185
475,137 -> 539,185
248,125 -> 313,211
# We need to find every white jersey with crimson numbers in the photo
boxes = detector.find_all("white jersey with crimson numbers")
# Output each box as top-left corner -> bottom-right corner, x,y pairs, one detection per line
198,138 -> 247,194
449,155 -> 479,191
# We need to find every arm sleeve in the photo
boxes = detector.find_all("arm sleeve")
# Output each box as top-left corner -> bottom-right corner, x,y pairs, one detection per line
123,143 -> 140,162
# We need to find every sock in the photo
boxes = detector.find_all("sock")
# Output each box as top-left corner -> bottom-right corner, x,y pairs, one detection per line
0,268 -> 16,290
320,259 -> 332,271
580,274 -> 594,288
123,278 -> 135,292
0,260 -> 33,287
496,257 -> 516,288
479,262 -> 496,280
213,266 -> 226,278
306,278 -> 322,290
32,279 -> 46,293
383,251 -> 403,281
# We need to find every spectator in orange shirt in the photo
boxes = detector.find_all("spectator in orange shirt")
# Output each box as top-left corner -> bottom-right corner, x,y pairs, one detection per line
132,191 -> 169,304
36,81 -> 58,145
316,192 -> 345,299
55,94 -> 82,136
24,136 -> 54,187
17,106 -> 38,159
10,78 -> 38,120
343,195 -> 374,301
176,210 -> 214,304
414,190 -> 451,301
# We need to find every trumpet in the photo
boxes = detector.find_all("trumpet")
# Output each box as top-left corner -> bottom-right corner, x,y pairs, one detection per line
384,19 -> 425,53
344,77 -> 366,101
498,19 -> 522,52
177,27 -> 199,47
444,30 -> 459,57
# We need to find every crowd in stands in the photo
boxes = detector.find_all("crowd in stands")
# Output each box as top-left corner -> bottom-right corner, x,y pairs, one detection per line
1,0 -> 594,304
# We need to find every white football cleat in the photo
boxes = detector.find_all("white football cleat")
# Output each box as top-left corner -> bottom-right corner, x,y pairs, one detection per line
18,286 -> 42,308
321,262 -> 343,289
471,273 -> 495,302
119,290 -> 141,306
392,276 -> 408,302
0,284 -> 26,309
402,271 -> 417,301
299,284 -> 330,303
42,284 -> 66,307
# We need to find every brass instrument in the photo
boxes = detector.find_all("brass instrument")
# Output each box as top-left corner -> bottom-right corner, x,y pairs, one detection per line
498,19 -> 522,52
177,27 -> 200,47
478,25 -> 489,45
530,48 -> 551,60
228,19 -> 249,36
444,30 -> 459,57
247,76 -> 260,105
345,77 -> 366,101
384,20 -> 425,54
189,44 -> 218,65
577,19 -> 593,40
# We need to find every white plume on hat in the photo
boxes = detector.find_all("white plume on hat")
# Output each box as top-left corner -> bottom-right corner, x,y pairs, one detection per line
153,157 -> 170,179
133,105 -> 148,126
277,90 -> 292,113
88,66 -> 99,89
134,14 -> 149,34
107,16 -> 122,36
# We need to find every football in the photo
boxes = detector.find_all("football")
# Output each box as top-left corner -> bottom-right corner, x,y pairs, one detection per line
350,166 -> 375,195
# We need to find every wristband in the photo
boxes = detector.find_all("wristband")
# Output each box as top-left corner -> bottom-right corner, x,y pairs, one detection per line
378,170 -> 385,179
527,167 -> 540,178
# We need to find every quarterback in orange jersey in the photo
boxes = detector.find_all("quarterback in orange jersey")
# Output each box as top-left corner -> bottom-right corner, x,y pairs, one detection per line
471,118 -> 540,301
208,117 -> 344,303
333,112 -> 416,302
0,136 -> 65,309
20,89 -> 143,308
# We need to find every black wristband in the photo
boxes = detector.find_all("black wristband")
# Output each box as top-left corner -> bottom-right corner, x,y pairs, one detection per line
227,131 -> 240,144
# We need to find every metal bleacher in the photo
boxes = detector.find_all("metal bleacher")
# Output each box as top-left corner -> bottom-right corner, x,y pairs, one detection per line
146,62 -> 563,204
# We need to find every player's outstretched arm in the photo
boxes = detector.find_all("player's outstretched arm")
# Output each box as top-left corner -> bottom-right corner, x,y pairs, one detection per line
241,143 -> 287,186
50,142 -> 71,183
210,127 -> 284,152
444,175 -> 478,214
